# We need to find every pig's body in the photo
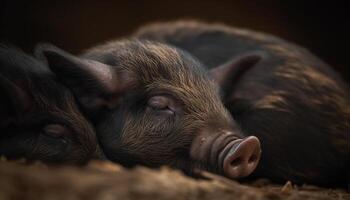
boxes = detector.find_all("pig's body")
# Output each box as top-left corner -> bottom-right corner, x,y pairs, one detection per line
134,21 -> 350,186
0,45 -> 98,164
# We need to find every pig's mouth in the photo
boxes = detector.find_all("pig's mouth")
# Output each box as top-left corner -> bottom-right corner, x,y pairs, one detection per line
191,133 -> 261,179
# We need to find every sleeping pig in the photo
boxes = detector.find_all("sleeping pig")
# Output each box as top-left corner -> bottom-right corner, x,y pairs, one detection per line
0,45 -> 98,164
133,21 -> 350,186
36,40 -> 263,179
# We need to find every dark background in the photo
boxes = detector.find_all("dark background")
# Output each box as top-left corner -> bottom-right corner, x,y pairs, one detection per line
1,0 -> 349,82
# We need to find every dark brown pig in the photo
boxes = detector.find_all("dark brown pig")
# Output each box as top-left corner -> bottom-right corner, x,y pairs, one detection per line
134,21 -> 350,186
36,40 -> 262,178
0,45 -> 98,164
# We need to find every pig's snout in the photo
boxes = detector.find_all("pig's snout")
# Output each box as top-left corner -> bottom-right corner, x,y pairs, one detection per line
191,132 -> 261,179
219,136 -> 261,178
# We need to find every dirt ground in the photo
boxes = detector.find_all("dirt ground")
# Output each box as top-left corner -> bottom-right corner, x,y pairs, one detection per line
0,158 -> 349,200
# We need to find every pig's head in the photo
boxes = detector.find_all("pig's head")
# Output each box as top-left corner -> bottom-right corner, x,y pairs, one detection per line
0,46 -> 98,164
38,40 -> 261,178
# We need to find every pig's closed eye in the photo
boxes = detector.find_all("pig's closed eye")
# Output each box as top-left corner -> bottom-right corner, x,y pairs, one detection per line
147,95 -> 175,115
41,124 -> 68,143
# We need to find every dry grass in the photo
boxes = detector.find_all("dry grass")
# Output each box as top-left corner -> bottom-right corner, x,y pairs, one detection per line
0,159 -> 349,200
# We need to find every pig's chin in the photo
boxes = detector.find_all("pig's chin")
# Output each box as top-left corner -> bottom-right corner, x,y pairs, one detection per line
190,133 -> 261,179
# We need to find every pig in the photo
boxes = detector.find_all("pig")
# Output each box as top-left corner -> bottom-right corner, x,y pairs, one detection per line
133,21 -> 350,186
36,40 -> 263,179
0,45 -> 98,164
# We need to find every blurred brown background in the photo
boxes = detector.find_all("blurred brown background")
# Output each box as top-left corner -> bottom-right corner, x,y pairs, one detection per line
0,0 -> 349,81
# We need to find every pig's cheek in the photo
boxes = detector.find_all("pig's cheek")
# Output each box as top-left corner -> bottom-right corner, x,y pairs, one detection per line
143,112 -> 174,131
97,109 -> 126,141
34,134 -> 69,157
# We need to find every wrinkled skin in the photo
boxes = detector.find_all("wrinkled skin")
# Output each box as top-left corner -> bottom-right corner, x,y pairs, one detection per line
0,46 -> 98,164
134,21 -> 350,186
37,40 -> 262,178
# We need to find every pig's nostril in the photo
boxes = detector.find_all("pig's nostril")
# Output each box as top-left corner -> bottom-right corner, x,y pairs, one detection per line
248,154 -> 258,163
230,157 -> 243,167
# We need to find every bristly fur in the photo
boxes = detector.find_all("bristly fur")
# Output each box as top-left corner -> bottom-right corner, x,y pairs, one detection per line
37,38 -> 243,176
82,40 -> 236,169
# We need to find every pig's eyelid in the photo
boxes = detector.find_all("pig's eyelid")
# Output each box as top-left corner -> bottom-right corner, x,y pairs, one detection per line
41,123 -> 69,138
147,92 -> 183,106
147,97 -> 168,109
147,91 -> 172,98
146,88 -> 179,98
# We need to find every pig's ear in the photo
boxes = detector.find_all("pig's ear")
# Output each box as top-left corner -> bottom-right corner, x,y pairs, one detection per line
0,74 -> 33,119
36,44 -> 131,114
209,52 -> 263,100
